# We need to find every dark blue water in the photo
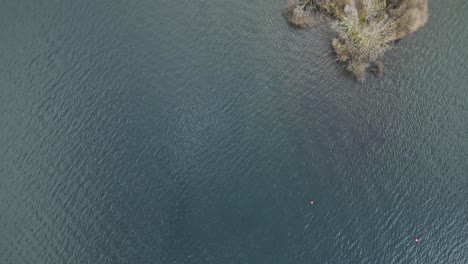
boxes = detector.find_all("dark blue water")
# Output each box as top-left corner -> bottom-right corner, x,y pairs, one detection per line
1,0 -> 467,263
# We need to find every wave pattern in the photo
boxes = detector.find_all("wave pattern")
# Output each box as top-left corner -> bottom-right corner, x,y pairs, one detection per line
0,0 -> 467,263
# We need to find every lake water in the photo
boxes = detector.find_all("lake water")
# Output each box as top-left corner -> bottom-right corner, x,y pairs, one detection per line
1,0 -> 467,263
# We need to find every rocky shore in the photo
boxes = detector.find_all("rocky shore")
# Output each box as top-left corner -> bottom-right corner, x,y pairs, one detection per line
286,0 -> 428,81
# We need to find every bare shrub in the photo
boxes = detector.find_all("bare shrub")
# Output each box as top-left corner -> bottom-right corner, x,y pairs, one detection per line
389,0 -> 428,40
372,61 -> 384,77
347,61 -> 369,82
332,38 -> 349,61
285,0 -> 322,27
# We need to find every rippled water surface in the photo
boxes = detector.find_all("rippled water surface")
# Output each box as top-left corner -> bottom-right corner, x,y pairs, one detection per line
1,0 -> 467,263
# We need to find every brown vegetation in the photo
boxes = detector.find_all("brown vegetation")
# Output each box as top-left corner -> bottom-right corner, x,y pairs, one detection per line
388,0 -> 429,40
285,0 -> 320,27
285,0 -> 428,80
372,61 -> 384,78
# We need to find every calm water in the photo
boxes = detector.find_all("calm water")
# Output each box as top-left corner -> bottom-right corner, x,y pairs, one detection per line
1,0 -> 467,263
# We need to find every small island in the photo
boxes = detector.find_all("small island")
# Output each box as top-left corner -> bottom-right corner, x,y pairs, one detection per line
286,0 -> 428,80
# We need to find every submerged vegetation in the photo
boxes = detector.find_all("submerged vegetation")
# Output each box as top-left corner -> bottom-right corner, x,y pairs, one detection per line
286,0 -> 428,81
